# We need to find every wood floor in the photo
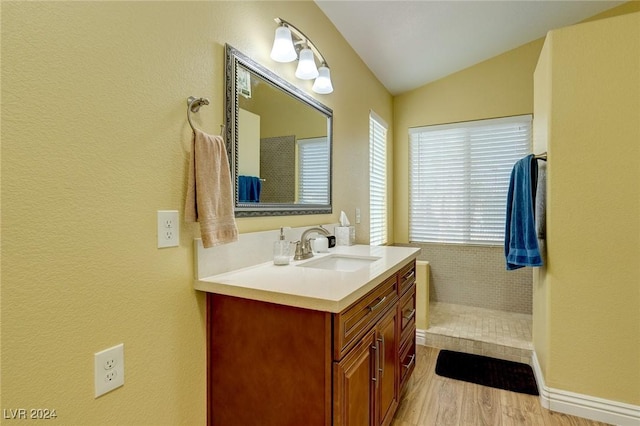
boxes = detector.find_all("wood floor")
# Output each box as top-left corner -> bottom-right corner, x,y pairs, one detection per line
392,346 -> 611,426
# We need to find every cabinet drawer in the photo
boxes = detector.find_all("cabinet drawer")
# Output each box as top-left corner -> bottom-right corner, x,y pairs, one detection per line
399,337 -> 416,392
398,261 -> 416,296
334,275 -> 398,360
399,284 -> 416,342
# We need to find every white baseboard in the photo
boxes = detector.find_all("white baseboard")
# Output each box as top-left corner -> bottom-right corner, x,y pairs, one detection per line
416,328 -> 427,346
532,351 -> 640,426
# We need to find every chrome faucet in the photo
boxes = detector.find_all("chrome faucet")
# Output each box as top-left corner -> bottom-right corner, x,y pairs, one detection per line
294,227 -> 331,260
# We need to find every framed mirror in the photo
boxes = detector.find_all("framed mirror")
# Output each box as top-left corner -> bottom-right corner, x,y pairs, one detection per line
225,44 -> 333,217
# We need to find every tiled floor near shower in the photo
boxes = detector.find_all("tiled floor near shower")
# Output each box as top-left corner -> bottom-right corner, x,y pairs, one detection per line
423,301 -> 533,365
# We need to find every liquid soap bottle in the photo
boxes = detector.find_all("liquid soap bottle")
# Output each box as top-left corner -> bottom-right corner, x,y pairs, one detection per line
273,227 -> 290,266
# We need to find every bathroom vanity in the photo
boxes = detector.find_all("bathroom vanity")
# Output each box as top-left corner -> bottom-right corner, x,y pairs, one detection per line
195,245 -> 419,426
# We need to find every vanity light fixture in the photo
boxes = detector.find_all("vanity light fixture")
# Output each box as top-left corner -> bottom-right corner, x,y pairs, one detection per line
270,18 -> 333,94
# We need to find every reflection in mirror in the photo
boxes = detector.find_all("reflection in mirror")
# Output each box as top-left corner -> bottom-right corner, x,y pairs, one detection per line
225,44 -> 333,217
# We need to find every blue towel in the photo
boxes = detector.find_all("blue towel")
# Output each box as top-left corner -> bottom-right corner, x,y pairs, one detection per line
505,154 -> 543,270
238,175 -> 261,203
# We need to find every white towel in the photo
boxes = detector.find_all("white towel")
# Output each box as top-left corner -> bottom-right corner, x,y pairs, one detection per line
185,129 -> 238,248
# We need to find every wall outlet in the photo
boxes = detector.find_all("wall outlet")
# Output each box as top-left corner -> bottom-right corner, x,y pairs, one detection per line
355,208 -> 361,224
157,210 -> 179,248
94,343 -> 124,398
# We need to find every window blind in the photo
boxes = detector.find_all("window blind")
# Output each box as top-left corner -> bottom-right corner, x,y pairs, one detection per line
409,115 -> 532,245
369,111 -> 388,246
297,137 -> 330,204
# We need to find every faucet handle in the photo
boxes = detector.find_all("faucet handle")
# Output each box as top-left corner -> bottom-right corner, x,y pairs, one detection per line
293,240 -> 304,260
305,238 -> 315,250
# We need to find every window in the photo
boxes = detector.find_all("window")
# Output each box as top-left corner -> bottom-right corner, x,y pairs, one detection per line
409,115 -> 532,245
297,137 -> 330,204
369,112 -> 388,246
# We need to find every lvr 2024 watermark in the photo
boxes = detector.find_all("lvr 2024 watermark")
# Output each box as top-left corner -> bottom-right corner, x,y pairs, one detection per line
3,408 -> 57,420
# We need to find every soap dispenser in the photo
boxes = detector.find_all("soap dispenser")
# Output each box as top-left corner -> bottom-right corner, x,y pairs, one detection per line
273,227 -> 290,266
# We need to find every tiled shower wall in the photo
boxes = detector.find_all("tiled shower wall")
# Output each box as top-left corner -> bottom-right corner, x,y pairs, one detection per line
260,135 -> 295,203
398,242 -> 533,314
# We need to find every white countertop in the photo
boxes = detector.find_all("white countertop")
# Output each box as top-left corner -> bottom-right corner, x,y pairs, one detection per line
194,245 -> 420,313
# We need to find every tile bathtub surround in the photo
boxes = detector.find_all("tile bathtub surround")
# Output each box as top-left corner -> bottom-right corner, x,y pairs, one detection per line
424,301 -> 533,365
396,242 -> 533,314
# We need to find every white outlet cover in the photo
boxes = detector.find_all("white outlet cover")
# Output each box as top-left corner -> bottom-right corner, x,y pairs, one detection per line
94,343 -> 124,398
157,210 -> 179,248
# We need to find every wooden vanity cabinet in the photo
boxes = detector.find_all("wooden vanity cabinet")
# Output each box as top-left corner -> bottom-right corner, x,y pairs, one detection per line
206,259 -> 416,426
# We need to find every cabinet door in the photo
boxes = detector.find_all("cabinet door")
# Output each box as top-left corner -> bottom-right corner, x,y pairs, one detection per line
334,329 -> 376,426
376,307 -> 398,426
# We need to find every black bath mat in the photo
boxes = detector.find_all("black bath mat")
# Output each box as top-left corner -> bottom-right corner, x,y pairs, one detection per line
435,350 -> 539,395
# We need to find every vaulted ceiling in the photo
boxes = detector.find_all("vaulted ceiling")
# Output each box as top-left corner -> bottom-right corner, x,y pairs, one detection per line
316,1 -> 625,95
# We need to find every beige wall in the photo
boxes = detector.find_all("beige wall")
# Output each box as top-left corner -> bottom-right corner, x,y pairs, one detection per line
1,1 -> 391,424
534,12 -> 640,405
241,78 -> 328,140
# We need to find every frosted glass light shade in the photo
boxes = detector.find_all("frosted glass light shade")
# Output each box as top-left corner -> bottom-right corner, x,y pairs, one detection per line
270,26 -> 297,62
295,48 -> 319,79
296,47 -> 318,80
312,66 -> 333,94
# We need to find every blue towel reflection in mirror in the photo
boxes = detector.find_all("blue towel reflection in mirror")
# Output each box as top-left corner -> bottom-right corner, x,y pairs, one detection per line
238,175 -> 262,203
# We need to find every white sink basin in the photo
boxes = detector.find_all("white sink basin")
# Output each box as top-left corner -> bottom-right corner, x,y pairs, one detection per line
297,254 -> 381,272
